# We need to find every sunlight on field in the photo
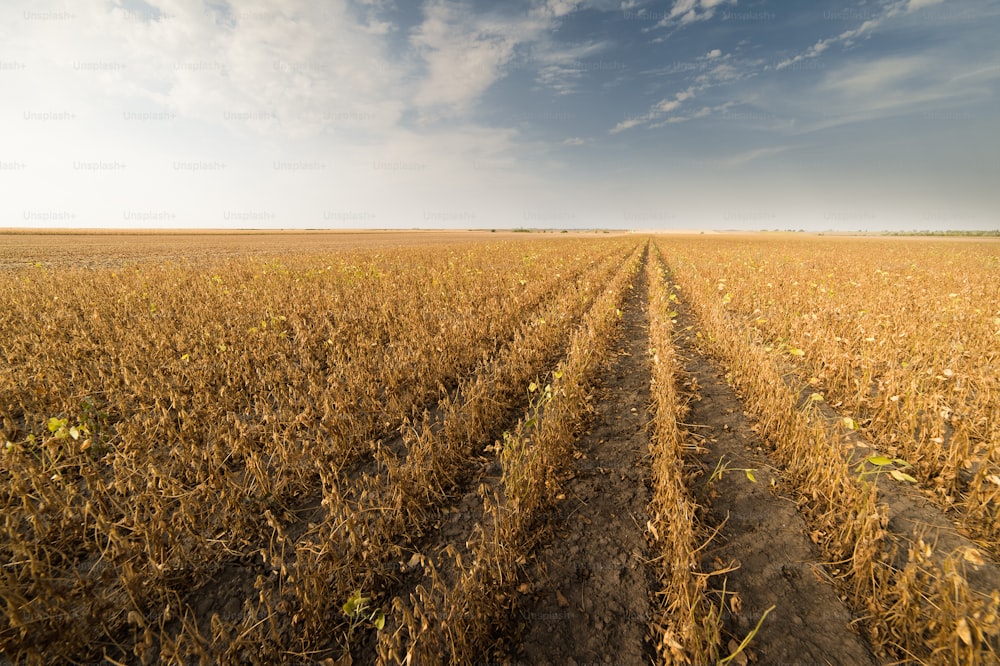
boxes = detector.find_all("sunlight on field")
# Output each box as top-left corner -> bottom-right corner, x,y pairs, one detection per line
1,233 -> 997,664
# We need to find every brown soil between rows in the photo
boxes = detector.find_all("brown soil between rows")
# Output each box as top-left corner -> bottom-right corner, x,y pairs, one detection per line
790,381 -> 1000,597
673,307 -> 882,664
511,267 -> 657,665
506,257 -> 885,665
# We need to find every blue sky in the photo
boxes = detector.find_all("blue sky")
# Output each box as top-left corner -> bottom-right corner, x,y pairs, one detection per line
1,0 -> 998,230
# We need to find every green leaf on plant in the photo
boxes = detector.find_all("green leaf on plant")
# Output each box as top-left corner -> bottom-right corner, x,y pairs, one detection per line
373,609 -> 385,630
343,591 -> 368,616
745,469 -> 757,483
867,455 -> 893,466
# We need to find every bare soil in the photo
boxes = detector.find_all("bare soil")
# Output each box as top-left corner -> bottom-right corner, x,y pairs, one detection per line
505,261 -> 889,665
669,278 -> 999,662
511,272 -> 656,665
675,342 -> 881,665
356,254 -> 899,664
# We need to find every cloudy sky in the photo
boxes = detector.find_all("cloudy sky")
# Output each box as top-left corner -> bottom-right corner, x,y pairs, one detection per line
1,0 -> 998,230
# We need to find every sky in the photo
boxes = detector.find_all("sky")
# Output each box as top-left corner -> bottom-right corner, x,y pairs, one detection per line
1,0 -> 998,231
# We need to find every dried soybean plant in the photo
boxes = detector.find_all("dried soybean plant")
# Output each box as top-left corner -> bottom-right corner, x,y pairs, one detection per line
645,244 -> 723,664
660,236 -> 1000,664
381,242 -> 644,664
0,238 -> 625,663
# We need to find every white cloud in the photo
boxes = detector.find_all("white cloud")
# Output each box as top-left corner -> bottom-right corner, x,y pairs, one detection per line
532,40 -> 611,95
654,99 -> 682,113
698,61 -> 740,84
610,49 -> 760,133
824,55 -> 927,96
610,116 -> 645,134
411,1 -> 589,112
649,100 -> 735,126
763,50 -> 1000,135
669,0 -> 698,19
537,0 -> 583,18
773,0 -> 955,71
4,0 -> 407,138
657,0 -> 737,27
563,136 -> 586,145
907,0 -> 945,10
0,0 -> 571,227
411,2 -> 521,113
361,19 -> 393,35
611,85 -> 701,132
716,145 -> 791,168
656,88 -> 694,111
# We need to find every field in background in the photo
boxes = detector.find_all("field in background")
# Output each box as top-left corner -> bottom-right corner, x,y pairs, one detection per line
0,229 -> 624,270
1,231 -> 998,664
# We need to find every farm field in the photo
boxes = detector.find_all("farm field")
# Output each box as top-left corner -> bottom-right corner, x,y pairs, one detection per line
1,231 -> 999,664
0,229 -> 582,271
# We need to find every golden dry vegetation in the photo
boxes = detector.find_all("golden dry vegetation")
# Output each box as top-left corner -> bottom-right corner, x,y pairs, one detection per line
1,232 -> 998,664
660,235 -> 1000,663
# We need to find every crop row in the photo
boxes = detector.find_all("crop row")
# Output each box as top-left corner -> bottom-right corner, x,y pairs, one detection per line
661,236 -> 1000,545
378,243 -> 645,663
659,239 -> 999,664
644,244 -> 722,663
0,238 -> 630,663
176,239 -> 639,663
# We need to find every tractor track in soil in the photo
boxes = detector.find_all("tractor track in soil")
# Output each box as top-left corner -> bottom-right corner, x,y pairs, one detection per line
510,264 -> 657,665
663,270 -> 1000,663
676,346 -> 881,664
347,252 -> 644,664
99,261 -> 610,664
668,277 -> 884,664
365,251 -> 650,665
496,256 -> 887,665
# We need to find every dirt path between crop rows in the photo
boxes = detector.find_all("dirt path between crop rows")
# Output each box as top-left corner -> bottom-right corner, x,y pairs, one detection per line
671,309 -> 883,664
508,259 -> 884,665
511,269 -> 657,665
113,252 -> 905,664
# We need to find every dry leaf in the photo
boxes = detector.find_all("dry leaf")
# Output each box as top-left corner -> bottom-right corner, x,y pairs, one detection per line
727,639 -> 748,666
957,617 -> 973,646
963,548 -> 985,567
